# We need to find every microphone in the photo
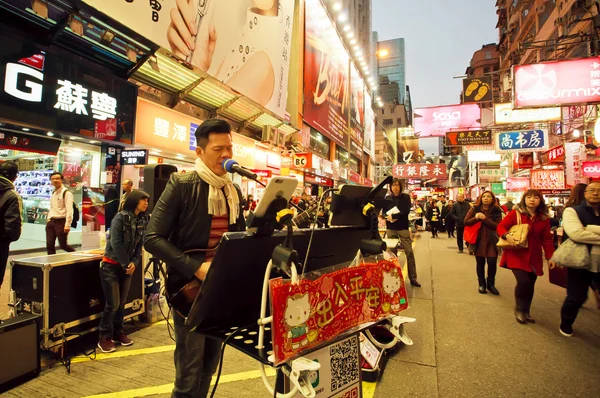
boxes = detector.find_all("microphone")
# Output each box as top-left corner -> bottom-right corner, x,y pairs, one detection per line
222,159 -> 258,180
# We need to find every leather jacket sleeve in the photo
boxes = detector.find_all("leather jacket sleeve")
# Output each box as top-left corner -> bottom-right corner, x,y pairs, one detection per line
144,175 -> 201,281
3,192 -> 22,242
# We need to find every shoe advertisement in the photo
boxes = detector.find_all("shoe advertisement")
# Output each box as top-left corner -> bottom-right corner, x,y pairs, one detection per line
462,76 -> 493,103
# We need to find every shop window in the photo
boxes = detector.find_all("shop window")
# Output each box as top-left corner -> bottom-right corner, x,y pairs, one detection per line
336,147 -> 349,167
383,119 -> 393,126
349,155 -> 360,173
309,128 -> 331,159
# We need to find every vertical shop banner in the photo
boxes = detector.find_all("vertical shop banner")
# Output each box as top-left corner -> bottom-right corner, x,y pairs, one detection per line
530,170 -> 565,190
413,104 -> 481,137
363,92 -> 375,156
565,142 -> 588,186
462,76 -> 493,103
514,57 -> 600,108
83,0 -> 295,117
350,63 -> 365,158
303,0 -> 349,148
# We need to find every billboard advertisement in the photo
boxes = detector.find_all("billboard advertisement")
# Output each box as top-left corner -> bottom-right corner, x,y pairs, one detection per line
514,57 -> 600,108
462,76 -> 493,103
303,0 -> 350,148
83,0 -> 295,117
350,62 -> 365,157
530,170 -> 565,190
494,102 -> 561,124
363,91 -> 375,156
445,130 -> 492,146
413,104 -> 481,137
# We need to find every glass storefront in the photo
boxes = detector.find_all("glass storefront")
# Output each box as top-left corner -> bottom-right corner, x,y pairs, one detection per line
309,128 -> 331,159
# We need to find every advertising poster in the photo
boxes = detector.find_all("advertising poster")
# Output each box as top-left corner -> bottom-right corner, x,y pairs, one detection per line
363,92 -> 375,156
530,170 -> 565,190
514,57 -> 600,108
350,63 -> 365,158
303,0 -> 350,148
565,142 -> 588,186
462,76 -> 493,103
494,102 -> 561,124
84,0 -> 295,117
399,137 -> 420,163
413,104 -> 481,137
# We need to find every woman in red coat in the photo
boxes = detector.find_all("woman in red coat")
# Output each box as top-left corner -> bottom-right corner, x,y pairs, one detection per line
497,189 -> 557,324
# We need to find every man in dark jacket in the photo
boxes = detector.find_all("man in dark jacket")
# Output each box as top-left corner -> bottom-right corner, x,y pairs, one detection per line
448,194 -> 471,253
382,178 -> 420,287
0,161 -> 21,291
145,119 -> 246,398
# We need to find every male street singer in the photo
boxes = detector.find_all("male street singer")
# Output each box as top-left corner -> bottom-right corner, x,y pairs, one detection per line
145,119 -> 246,398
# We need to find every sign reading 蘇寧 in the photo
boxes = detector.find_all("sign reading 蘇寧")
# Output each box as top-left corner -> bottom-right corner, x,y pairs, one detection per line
120,149 -> 148,165
392,163 -> 447,179
445,130 -> 492,146
496,130 -> 549,153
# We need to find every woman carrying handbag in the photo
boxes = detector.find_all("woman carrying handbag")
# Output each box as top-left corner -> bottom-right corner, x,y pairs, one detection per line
558,182 -> 600,337
496,189 -> 557,324
464,191 -> 503,295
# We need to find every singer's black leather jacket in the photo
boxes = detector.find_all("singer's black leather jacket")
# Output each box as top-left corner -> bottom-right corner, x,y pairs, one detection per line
144,171 -> 246,298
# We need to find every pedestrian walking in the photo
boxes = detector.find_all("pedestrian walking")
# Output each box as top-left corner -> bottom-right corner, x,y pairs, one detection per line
559,182 -> 600,337
98,190 -> 150,353
118,179 -> 133,211
443,199 -> 455,238
502,195 -> 515,213
426,199 -> 441,238
46,172 -> 76,254
448,194 -> 471,253
464,191 -> 503,295
0,161 -> 22,292
497,189 -> 557,324
382,178 -> 420,287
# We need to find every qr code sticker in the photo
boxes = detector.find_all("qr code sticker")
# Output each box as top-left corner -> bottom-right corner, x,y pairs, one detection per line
329,336 -> 359,392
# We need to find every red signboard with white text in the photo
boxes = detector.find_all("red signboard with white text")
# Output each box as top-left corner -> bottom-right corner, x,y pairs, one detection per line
414,104 -> 481,137
530,170 -> 565,190
514,57 -> 600,108
582,161 -> 600,178
392,163 -> 447,179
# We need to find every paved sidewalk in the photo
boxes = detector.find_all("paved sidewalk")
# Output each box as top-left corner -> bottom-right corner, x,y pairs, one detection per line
376,234 -> 600,397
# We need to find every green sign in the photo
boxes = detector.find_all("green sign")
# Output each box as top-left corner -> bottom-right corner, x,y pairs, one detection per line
491,183 -> 506,195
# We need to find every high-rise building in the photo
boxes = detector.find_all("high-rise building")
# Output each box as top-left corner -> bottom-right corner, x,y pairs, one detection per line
373,35 -> 406,104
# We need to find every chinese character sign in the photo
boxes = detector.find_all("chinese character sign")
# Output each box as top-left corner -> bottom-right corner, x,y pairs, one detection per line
496,130 -> 548,153
565,142 -> 588,186
414,104 -> 481,137
506,177 -> 530,191
392,163 -> 447,179
478,167 -> 506,183
530,170 -> 565,190
269,259 -> 408,365
514,57 -> 600,108
445,130 -> 492,146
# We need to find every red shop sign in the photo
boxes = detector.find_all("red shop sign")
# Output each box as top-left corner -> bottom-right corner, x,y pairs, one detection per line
349,170 -> 362,184
582,161 -> 600,178
292,153 -> 312,169
305,172 -> 334,187
392,163 -> 447,179
530,170 -> 565,190
517,152 -> 534,169
544,145 -> 565,163
506,177 -> 530,191
251,169 -> 272,178
269,259 -> 408,365
514,57 -> 600,108
363,178 -> 374,187
281,155 -> 293,168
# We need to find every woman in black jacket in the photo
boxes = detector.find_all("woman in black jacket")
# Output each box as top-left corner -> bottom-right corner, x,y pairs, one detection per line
426,199 -> 441,238
443,200 -> 455,238
98,190 -> 150,353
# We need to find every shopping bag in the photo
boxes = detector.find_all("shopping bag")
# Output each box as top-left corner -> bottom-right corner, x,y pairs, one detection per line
463,222 -> 482,245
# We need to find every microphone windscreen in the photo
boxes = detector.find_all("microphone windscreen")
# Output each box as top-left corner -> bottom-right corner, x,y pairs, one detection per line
222,158 -> 238,173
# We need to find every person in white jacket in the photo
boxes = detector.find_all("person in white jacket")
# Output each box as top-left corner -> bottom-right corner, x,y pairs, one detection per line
560,182 -> 600,337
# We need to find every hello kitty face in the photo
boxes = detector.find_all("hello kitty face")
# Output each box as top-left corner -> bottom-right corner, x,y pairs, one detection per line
284,293 -> 310,328
383,271 -> 401,295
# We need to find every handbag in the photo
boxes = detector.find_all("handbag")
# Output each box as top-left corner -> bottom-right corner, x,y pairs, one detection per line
497,209 -> 529,249
463,222 -> 482,245
550,239 -> 590,269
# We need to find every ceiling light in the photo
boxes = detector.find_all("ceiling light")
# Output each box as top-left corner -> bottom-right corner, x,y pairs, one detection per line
150,151 -> 161,156
346,31 -> 354,39
338,14 -> 347,23
365,71 -> 370,76
70,136 -> 80,140
343,25 -> 351,32
46,132 -> 54,137
22,127 -> 30,131
376,96 -> 381,101
360,61 -> 366,66
152,148 -> 163,153
89,140 -> 100,144
333,2 -> 342,11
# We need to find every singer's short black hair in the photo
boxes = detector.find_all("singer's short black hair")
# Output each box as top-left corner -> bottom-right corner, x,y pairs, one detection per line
195,119 -> 232,149
0,160 -> 18,181
389,178 -> 403,193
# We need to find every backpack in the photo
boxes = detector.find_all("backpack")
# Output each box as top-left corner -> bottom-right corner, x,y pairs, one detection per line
63,189 -> 80,228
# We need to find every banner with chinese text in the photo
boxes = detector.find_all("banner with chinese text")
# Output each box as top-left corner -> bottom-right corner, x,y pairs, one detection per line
479,167 -> 506,183
496,130 -> 549,153
445,130 -> 492,146
269,259 -> 408,365
84,0 -> 296,117
565,142 -> 588,186
392,163 -> 447,179
303,0 -> 350,148
530,170 -> 565,190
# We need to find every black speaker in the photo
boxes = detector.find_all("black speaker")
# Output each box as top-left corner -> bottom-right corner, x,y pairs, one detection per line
143,164 -> 178,213
0,314 -> 41,392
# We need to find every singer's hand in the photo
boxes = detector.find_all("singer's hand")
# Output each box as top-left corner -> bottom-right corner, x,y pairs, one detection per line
194,261 -> 212,281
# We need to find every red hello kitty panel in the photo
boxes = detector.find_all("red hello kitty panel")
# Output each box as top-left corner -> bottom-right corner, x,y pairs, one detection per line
269,259 -> 408,365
